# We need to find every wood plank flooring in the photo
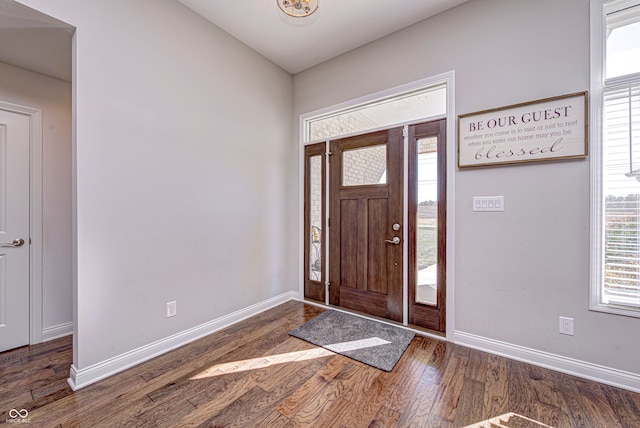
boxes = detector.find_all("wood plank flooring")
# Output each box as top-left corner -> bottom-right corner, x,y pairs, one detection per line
1,301 -> 639,427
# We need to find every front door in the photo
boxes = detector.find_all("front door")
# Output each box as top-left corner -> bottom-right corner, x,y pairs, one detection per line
329,128 -> 403,322
0,108 -> 30,352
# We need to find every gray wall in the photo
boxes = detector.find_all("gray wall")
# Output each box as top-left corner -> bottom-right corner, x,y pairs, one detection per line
0,62 -> 72,334
294,0 -> 640,375
18,0 -> 293,370
16,0 -> 639,381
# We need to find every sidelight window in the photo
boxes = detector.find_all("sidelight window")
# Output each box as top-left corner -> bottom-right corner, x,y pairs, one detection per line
304,143 -> 326,302
415,138 -> 439,305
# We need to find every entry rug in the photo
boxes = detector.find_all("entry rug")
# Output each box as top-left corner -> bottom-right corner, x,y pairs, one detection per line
289,310 -> 415,372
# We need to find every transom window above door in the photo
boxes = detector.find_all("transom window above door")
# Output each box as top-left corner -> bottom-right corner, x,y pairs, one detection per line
304,83 -> 446,143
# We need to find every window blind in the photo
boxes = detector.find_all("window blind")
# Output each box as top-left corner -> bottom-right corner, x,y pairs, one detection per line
603,79 -> 640,307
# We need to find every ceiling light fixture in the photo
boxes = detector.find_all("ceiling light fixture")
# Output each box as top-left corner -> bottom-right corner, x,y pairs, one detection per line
277,0 -> 319,18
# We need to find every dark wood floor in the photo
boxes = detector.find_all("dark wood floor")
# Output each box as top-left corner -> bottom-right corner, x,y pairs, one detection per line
1,301 -> 639,427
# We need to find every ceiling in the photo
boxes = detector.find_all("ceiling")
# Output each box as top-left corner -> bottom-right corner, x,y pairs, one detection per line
0,0 -> 468,82
177,0 -> 469,74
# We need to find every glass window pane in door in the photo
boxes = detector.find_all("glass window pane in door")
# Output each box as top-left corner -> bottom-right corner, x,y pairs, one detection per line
309,155 -> 323,281
342,144 -> 387,186
416,137 -> 438,305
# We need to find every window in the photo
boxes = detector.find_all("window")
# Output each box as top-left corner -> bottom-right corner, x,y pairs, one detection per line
592,0 -> 640,316
304,84 -> 446,143
342,145 -> 387,186
415,137 -> 438,306
304,143 -> 326,303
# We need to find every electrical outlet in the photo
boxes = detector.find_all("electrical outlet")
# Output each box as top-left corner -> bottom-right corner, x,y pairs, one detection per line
166,301 -> 177,318
559,316 -> 574,336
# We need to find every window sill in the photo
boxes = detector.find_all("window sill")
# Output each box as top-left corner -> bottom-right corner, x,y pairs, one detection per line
590,302 -> 640,319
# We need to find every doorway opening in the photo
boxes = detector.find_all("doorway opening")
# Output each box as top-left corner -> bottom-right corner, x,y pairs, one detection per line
300,73 -> 455,335
0,1 -> 75,351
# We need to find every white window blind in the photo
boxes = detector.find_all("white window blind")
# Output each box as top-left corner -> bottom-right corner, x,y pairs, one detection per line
603,79 -> 640,307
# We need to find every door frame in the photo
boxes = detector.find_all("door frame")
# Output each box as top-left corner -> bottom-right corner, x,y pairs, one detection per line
0,100 -> 44,345
298,71 -> 456,340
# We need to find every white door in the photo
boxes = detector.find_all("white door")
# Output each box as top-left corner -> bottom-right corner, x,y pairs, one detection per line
0,109 -> 30,352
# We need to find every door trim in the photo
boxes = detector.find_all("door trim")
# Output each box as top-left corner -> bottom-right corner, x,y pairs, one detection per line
0,100 -> 43,345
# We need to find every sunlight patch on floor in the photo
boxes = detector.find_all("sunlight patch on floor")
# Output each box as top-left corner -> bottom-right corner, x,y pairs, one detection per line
189,337 -> 391,380
464,412 -> 554,428
189,348 -> 335,380
324,337 -> 390,353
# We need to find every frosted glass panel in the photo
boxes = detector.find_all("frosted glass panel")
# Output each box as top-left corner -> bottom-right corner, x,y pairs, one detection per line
309,155 -> 322,281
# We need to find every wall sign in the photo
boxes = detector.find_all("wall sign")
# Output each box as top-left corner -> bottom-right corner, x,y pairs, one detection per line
458,92 -> 588,168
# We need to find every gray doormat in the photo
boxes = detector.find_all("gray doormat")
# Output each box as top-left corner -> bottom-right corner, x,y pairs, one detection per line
289,310 -> 415,372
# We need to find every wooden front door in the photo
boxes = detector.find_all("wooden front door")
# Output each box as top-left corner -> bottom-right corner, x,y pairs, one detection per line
329,128 -> 403,322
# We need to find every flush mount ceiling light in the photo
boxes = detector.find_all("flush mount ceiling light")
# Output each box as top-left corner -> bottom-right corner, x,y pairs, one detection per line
277,0 -> 319,18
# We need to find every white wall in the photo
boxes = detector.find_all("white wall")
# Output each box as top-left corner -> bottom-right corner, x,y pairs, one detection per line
294,0 -> 640,376
17,0 -> 293,371
0,62 -> 72,334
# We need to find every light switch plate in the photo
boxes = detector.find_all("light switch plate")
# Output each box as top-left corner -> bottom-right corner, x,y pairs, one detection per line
473,196 -> 504,212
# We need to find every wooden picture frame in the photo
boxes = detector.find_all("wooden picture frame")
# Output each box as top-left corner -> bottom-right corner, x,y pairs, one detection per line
458,91 -> 588,168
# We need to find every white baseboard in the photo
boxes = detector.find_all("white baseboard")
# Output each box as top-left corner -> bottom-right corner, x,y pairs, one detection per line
68,291 -> 299,391
454,330 -> 640,393
42,322 -> 73,342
